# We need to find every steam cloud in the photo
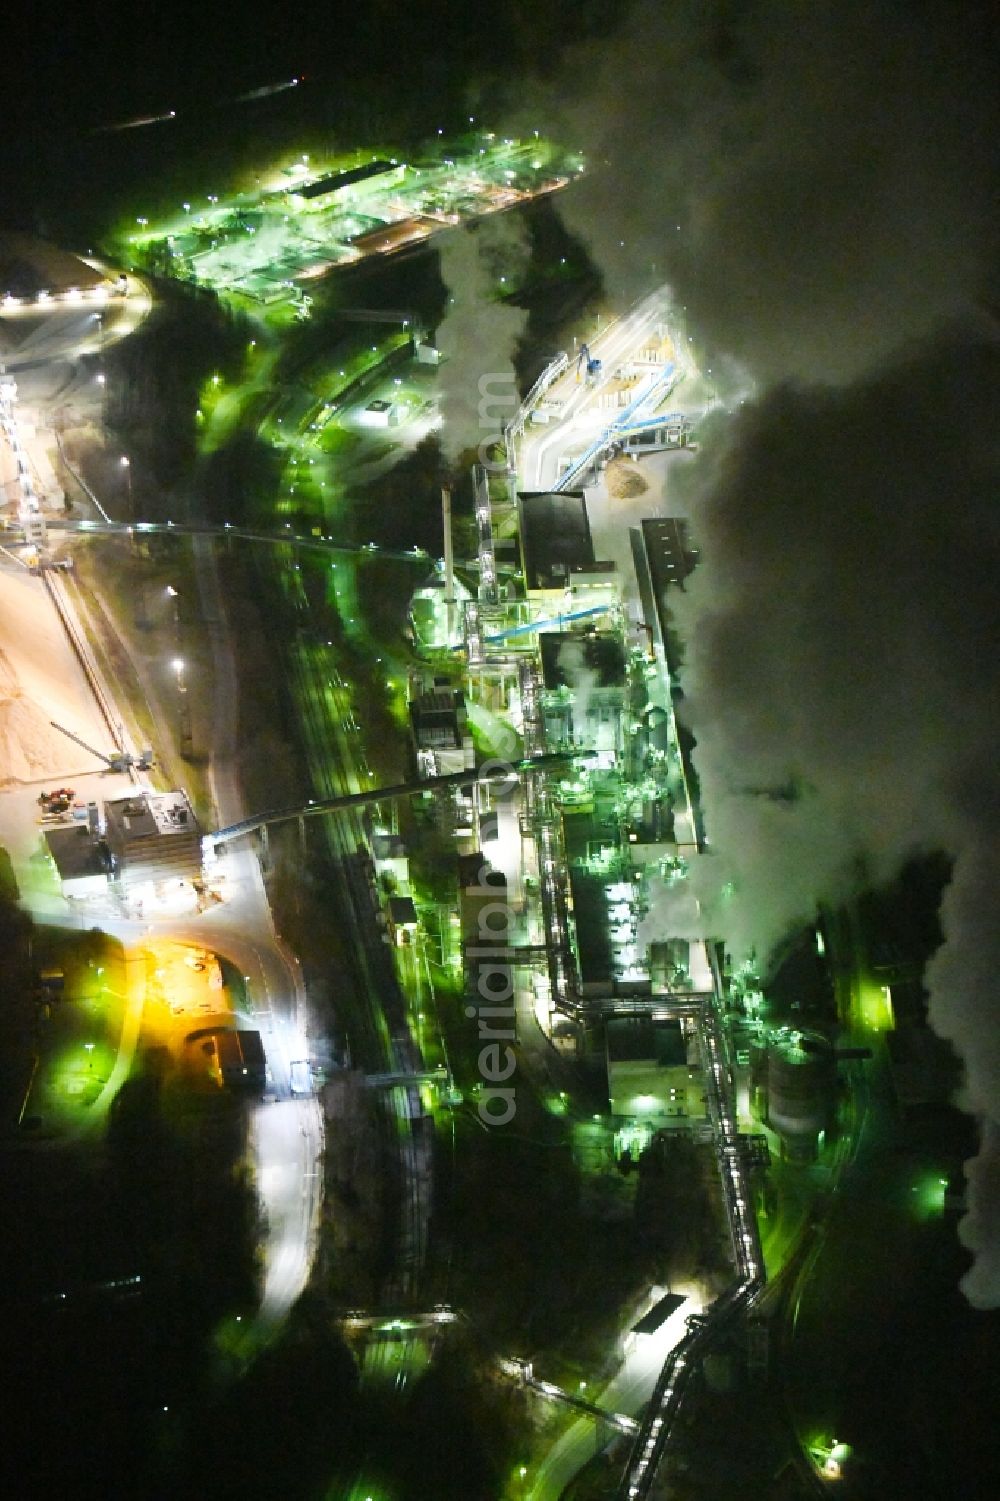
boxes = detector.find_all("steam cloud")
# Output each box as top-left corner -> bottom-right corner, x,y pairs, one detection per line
522,0 -> 1000,1302
435,215 -> 529,459
674,337 -> 1000,1307
556,638 -> 599,742
548,0 -> 996,384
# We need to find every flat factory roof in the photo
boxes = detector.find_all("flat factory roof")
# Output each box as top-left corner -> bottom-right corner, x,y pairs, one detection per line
607,1016 -> 686,1065
632,1291 -> 685,1336
297,160 -> 398,199
350,217 -> 437,256
569,869 -> 615,985
44,825 -> 107,882
642,516 -> 700,595
104,789 -> 198,843
518,490 -> 593,591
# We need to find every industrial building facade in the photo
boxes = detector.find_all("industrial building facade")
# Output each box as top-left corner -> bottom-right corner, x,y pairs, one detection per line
102,790 -> 201,894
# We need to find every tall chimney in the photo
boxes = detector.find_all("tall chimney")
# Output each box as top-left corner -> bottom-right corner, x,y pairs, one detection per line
442,485 -> 455,639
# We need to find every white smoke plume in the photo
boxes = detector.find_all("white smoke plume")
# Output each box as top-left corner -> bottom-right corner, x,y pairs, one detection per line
539,0 -> 996,385
556,637 -> 599,742
435,214 -> 529,460
514,0 -> 1000,1302
672,331 -> 1000,1305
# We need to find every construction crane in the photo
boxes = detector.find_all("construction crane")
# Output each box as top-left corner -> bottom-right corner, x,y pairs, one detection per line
50,721 -> 153,774
576,341 -> 602,386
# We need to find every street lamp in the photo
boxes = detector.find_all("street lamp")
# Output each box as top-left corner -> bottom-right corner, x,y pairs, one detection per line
119,454 -> 133,526
172,656 -> 193,758
165,584 -> 180,641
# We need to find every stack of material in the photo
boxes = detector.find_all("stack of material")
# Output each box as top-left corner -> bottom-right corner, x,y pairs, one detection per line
605,456 -> 649,499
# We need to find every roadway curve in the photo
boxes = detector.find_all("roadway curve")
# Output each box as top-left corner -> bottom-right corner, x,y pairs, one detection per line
188,527 -> 322,1324
10,276 -> 325,1329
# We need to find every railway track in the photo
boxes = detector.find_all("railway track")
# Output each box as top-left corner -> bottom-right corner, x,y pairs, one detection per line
275,555 -> 432,1303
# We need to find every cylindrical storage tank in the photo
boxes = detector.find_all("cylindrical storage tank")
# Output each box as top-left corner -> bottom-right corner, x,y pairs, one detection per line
766,1031 -> 834,1159
749,1041 -> 769,1121
703,1352 -> 738,1393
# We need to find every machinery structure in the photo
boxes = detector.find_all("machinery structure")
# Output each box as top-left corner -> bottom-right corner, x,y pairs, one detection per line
49,720 -> 153,775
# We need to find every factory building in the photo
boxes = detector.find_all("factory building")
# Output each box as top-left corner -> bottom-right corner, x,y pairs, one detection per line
0,231 -> 105,300
606,1015 -> 705,1127
635,330 -> 674,367
386,894 -> 418,945
596,374 -> 641,411
43,824 -> 111,900
409,563 -> 471,654
103,789 -> 201,896
372,831 -> 410,890
538,630 -> 626,755
517,490 -> 596,599
350,217 -> 437,257
292,159 -> 405,206
409,676 -> 474,777
564,559 -> 621,613
634,515 -> 701,675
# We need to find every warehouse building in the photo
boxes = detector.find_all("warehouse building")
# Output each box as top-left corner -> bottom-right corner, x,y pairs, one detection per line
103,789 -> 201,896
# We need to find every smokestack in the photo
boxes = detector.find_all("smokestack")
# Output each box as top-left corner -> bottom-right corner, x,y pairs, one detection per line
442,485 -> 455,639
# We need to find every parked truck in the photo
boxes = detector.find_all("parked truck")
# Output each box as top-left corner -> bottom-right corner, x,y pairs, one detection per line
214,1029 -> 267,1095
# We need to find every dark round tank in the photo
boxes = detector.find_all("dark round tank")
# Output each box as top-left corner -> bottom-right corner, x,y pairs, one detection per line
766,1030 -> 835,1154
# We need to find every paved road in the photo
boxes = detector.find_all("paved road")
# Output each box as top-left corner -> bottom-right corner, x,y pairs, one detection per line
2,281 -> 323,1330
188,530 -> 322,1321
529,1321 -> 692,1500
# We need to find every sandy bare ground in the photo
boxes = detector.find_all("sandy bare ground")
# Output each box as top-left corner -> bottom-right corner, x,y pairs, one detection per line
0,566 -> 110,786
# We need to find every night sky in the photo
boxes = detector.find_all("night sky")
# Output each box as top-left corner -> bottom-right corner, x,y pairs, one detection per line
0,0 -> 611,235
